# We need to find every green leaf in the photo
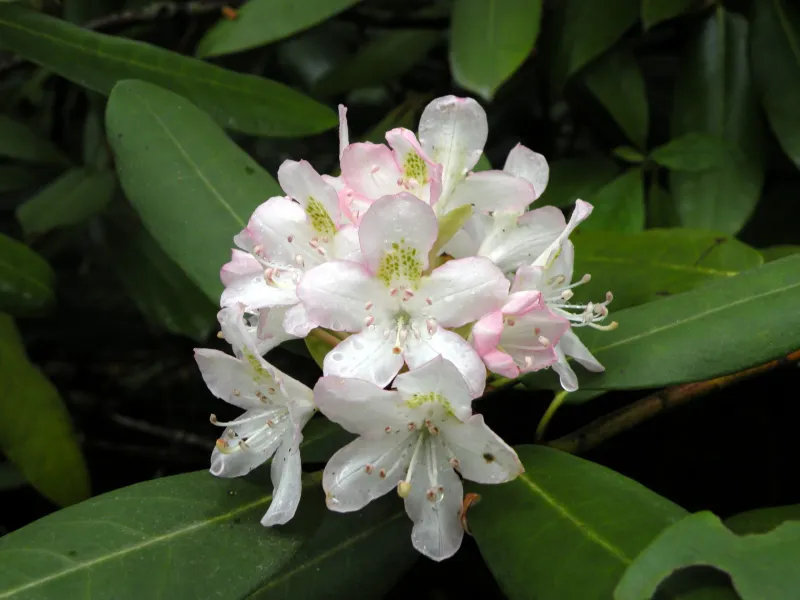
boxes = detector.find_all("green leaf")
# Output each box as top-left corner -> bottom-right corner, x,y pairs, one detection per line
450,0 -> 542,100
584,48 -> 649,148
469,445 -> 687,600
642,0 -> 699,30
612,146 -> 645,163
726,505 -> 800,535
249,495 -> 416,599
0,461 -> 27,492
107,223 -> 217,342
0,5 -> 336,137
0,233 -> 55,316
0,471 -> 327,599
651,132 -> 735,172
615,511 -> 800,600
315,29 -> 441,96
299,417 -> 355,464
647,180 -> 681,228
0,164 -> 40,193
304,335 -> 331,369
0,314 -> 90,506
474,153 -> 492,172
16,168 -> 115,236
761,245 -> 800,262
0,114 -> 68,164
361,97 -> 424,146
537,156 -> 619,208
431,204 -> 473,261
106,80 -> 281,302
670,8 -> 765,234
522,254 -> 800,390
580,167 -> 644,233
196,0 -> 362,58
571,228 -> 763,310
751,0 -> 800,168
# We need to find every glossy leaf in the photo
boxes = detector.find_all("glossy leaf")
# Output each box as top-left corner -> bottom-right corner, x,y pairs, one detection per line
751,0 -> 800,168
196,0 -> 362,58
571,228 -> 763,310
584,48 -> 648,148
450,0 -> 541,100
16,168 -> 115,236
670,9 -> 765,234
0,4 -> 336,137
0,233 -> 55,316
470,445 -> 687,600
537,156 -> 619,208
0,471 -> 326,599
726,505 -> 800,534
651,132 -> 735,172
522,254 -> 800,390
580,167 -> 644,233
642,0 -> 699,29
761,245 -> 800,262
647,180 -> 681,228
299,416 -> 355,464
0,114 -> 68,164
106,80 -> 281,302
615,511 -> 800,600
250,495 -> 415,599
0,314 -> 89,507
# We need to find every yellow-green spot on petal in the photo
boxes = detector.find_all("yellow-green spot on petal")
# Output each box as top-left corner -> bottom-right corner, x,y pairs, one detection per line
376,239 -> 423,288
406,392 -> 455,416
306,196 -> 336,235
244,350 -> 274,385
404,152 -> 428,183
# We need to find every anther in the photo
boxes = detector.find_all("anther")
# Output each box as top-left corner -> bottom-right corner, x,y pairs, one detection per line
371,166 -> 380,173
425,297 -> 433,305
385,426 -> 392,433
538,336 -> 550,347
397,481 -> 412,498
253,245 -> 263,256
365,464 -> 374,474
295,255 -> 304,267
365,315 -> 375,327
216,331 -> 225,339
364,301 -> 373,310
426,318 -> 438,335
287,235 -> 294,243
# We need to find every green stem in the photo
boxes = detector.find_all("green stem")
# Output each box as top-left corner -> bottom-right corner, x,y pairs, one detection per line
535,390 -> 569,441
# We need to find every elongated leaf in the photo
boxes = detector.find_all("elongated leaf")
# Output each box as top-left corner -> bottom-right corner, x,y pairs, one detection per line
523,254 -> 800,390
362,98 -> 425,145
642,0 -> 699,29
0,164 -> 40,193
0,471 -> 326,599
106,80 -> 281,302
450,0 -> 541,100
651,133 -> 735,172
647,180 -> 681,228
197,0 -> 361,58
250,495 -> 415,599
615,511 -> 800,600
726,505 -> 800,534
583,48 -> 648,148
299,417 -> 355,464
0,5 -> 336,137
0,233 -> 55,316
16,168 -> 115,236
751,0 -> 800,168
571,229 -> 763,310
0,314 -> 89,507
580,167 -> 644,232
316,29 -> 441,96
0,115 -> 68,164
537,156 -> 619,208
469,445 -> 687,600
761,245 -> 800,262
670,9 -> 765,234
0,462 -> 26,492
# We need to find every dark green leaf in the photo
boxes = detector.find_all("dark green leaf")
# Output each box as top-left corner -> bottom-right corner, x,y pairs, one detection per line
361,97 -> 424,145
431,204 -> 473,260
0,471 -> 326,599
670,8 -> 765,234
537,156 -> 619,208
0,4 -> 336,137
106,80 -> 281,302
299,417 -> 355,464
726,505 -> 800,535
647,180 -> 681,228
651,132 -> 735,172
0,233 -> 55,316
615,511 -> 800,600
16,168 -> 115,236
470,445 -> 687,600
0,114 -> 68,164
612,146 -> 646,163
450,0 -> 541,100
571,228 -> 763,310
474,153 -> 492,172
642,0 -> 699,30
304,335 -> 331,369
196,0 -> 362,58
0,314 -> 89,506
751,0 -> 800,168
0,164 -> 40,193
0,462 -> 27,492
761,245 -> 800,262
580,167 -> 644,233
584,48 -> 649,148
522,254 -> 800,390
249,495 -> 415,599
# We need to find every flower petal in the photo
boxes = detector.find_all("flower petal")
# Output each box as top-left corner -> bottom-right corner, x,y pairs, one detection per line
277,160 -> 341,232
442,213 -> 492,259
340,142 -> 404,200
220,249 -> 260,286
385,127 -> 442,204
338,104 -> 349,158
281,302 -> 317,337
261,436 -> 303,526
480,206 -> 566,273
441,414 -> 523,484
392,355 -> 473,422
404,328 -> 486,398
194,349 -> 270,411
324,434 -> 416,512
560,329 -> 604,372
323,328 -> 404,388
220,271 -> 298,311
333,225 -> 364,263
481,349 -> 520,378
314,375 -> 411,438
511,264 -> 545,293
471,310 -> 504,356
255,306 -> 297,354
446,170 -> 534,214
209,414 -> 287,478
552,345 -> 579,392
503,144 -> 549,199
532,199 -> 593,268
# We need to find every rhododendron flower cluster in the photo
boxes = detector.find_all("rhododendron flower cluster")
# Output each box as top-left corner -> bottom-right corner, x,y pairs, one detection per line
194,96 -> 616,561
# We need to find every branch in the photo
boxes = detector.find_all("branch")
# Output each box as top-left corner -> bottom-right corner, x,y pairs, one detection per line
109,413 -> 214,449
547,349 -> 800,455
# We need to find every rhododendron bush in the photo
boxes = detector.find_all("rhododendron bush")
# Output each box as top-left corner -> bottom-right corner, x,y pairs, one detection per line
1,1 -> 800,599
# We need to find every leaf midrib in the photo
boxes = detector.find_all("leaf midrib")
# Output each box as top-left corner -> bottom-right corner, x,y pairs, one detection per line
579,254 -> 740,277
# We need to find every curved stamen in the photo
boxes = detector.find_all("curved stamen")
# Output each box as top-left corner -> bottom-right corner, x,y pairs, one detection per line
397,433 -> 425,498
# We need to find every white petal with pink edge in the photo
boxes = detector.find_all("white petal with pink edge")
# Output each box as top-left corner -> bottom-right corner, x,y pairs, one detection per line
323,328 -> 405,388
261,438 -> 302,526
392,356 -> 473,423
503,144 -> 549,199
446,170 -> 534,214
340,142 -> 404,200
404,328 -> 486,398
277,160 -> 341,230
441,414 -> 523,484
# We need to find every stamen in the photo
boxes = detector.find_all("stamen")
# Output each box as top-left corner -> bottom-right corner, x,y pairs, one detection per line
425,297 -> 433,305
253,245 -> 263,256
365,315 -> 375,327
371,166 -> 380,173
590,320 -> 618,331
295,254 -> 304,267
398,434 -> 425,498
538,336 -> 550,347
287,235 -> 294,243
364,301 -> 373,310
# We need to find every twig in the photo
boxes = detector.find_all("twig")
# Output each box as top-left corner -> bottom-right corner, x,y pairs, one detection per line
535,390 -> 569,440
548,349 -> 800,454
109,413 -> 214,449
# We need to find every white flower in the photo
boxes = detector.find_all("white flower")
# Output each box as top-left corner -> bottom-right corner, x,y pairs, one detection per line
194,306 -> 315,526
314,356 -> 523,561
